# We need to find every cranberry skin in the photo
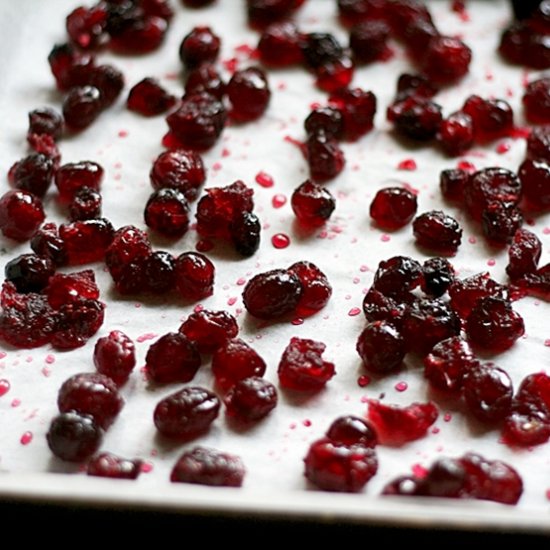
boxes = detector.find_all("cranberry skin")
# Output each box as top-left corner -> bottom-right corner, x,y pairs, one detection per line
242,269 -> 302,320
127,78 -> 176,116
518,159 -> 550,211
440,168 -> 469,203
418,458 -> 467,498
287,261 -> 332,317
180,26 -> 221,70
9,154 -> 55,197
105,225 -> 151,280
387,0 -> 433,39
179,309 -> 238,354
31,223 -> 67,266
48,43 -> 95,91
304,107 -> 344,139
146,332 -> 201,384
503,411 -> 550,447
212,338 -> 266,390
315,56 -> 354,94
62,86 -> 103,131
372,255 -> 422,299
247,0 -> 304,29
526,126 -> 550,163
0,189 -> 45,241
141,0 -> 175,20
356,321 -> 405,374
5,254 -> 55,294
421,36 -> 471,84
113,260 -> 147,296
28,107 -> 63,140
291,181 -> 335,228
362,288 -> 406,328
481,203 -> 523,246
52,299 -> 105,350
329,87 -> 376,141
58,373 -> 123,430
523,78 -> 550,124
301,33 -> 344,70
59,218 -> 114,265
369,187 -> 417,230
174,252 -> 215,301
515,373 -> 550,416
402,19 -> 439,60
304,438 -> 378,493
66,5 -> 108,50
466,297 -> 525,352
144,251 -> 176,294
382,475 -> 424,496
349,19 -> 390,63
144,188 -> 190,238
153,386 -> 220,439
326,416 -> 378,448
94,330 -> 136,385
109,15 -> 167,54
462,96 -> 514,143
449,272 -> 506,320
258,22 -> 304,67
413,210 -> 462,255
387,96 -> 442,141
171,447 -> 245,487
230,211 -> 261,258
55,161 -> 104,203
337,0 -> 387,26
227,67 -> 271,122
88,453 -> 142,480
184,65 -> 226,100
396,73 -> 438,101
45,269 -> 99,309
421,257 -> 455,298
69,186 -> 102,221
306,131 -> 345,183
47,412 -> 102,463
438,112 -> 474,156
507,229 -> 542,280
224,377 -> 278,421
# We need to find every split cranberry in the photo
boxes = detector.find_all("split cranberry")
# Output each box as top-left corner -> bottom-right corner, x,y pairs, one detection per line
66,4 -> 108,50
421,36 -> 471,84
369,187 -> 417,230
227,67 -> 271,122
153,386 -> 220,439
59,218 -> 114,265
0,189 -> 45,241
462,95 -> 514,143
438,112 -> 474,156
247,0 -> 304,29
171,447 -> 245,487
69,187 -> 102,221
4,254 -> 55,294
301,32 -> 344,70
526,125 -> 550,163
350,20 -> 390,63
179,309 -> 239,353
287,261 -> 332,317
356,321 -> 405,373
184,65 -> 226,100
55,161 -> 104,203
174,251 -> 215,301
230,211 -> 261,258
506,229 -> 542,280
326,415 -> 378,448
257,22 -> 304,67
449,272 -> 506,319
180,27 -> 221,70
372,255 -> 422,299
387,96 -> 442,141
291,180 -> 335,228
481,203 -> 523,246
337,0 -> 387,27
362,288 -> 406,328
306,131 -> 345,182
112,261 -> 147,296
87,453 -> 142,480
523,77 -> 550,123
315,57 -> 354,93
45,269 -> 99,309
94,330 -> 136,385
304,107 -> 344,139
31,223 -> 68,266
518,159 -> 550,211
440,168 -> 469,203
109,15 -> 168,54
224,377 -> 278,422
52,299 -> 105,350
8,154 -> 54,198
144,188 -> 190,238
127,78 -> 176,116
144,251 -> 176,294
62,86 -> 103,131
105,225 -> 151,280
48,43 -> 95,91
421,257 -> 455,298
329,87 -> 376,141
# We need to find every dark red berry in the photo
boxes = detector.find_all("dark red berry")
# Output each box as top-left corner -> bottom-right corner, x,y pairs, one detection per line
5,254 -> 55,294
174,251 -> 215,301
55,161 -> 104,203
438,112 -> 474,156
66,4 -> 108,50
287,261 -> 332,317
518,159 -> 550,211
362,288 -> 406,328
356,321 -> 405,373
144,188 -> 190,238
328,87 -> 376,141
503,411 -> 550,447
387,96 -> 442,141
258,22 -> 304,67
315,56 -> 354,93
94,330 -> 136,385
462,95 -> 514,143
224,377 -> 278,422
301,33 -> 344,70
481,203 -> 523,246
369,187 -> 417,230
440,168 -> 469,203
395,73 -> 438,100
523,77 -> 550,124
372,255 -> 422,299
402,19 -> 439,60
52,299 -> 105,350
28,107 -> 63,140
326,415 -> 378,448
62,86 -> 103,131
127,77 -> 176,116
413,210 -> 462,255
306,131 -> 345,182
27,133 -> 61,164
247,0 -> 304,29
506,229 -> 542,280
421,36 -> 471,84
304,107 -> 344,139
141,0 -> 174,20
179,309 -> 238,354
47,412 -> 102,462
349,19 -> 390,63
87,452 -> 142,479
45,269 -> 100,309
526,125 -> 550,162
112,260 -> 147,296
48,43 -> 95,91
179,26 -> 221,70
421,257 -> 455,298
109,15 -> 167,54
59,218 -> 114,265
69,187 -> 102,221
184,65 -> 226,100
144,250 -> 176,293
291,180 -> 335,228
0,189 -> 45,241
387,0 -> 433,39
31,223 -> 67,266
105,225 -> 151,280
83,65 -> 124,109
449,272 -> 506,319
337,0 -> 387,27
227,67 -> 271,122
230,211 -> 261,257
9,154 -> 54,198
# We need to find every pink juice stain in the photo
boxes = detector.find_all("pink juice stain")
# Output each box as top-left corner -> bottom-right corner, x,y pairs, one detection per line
137,333 -> 157,343
45,354 -> 55,364
397,158 -> 417,171
272,233 -> 290,249
255,171 -> 274,188
496,141 -> 511,154
141,461 -> 154,473
196,239 -> 214,252
348,307 -> 361,316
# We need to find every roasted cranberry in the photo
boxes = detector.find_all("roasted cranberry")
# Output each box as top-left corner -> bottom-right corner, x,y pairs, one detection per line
306,131 -> 345,182
413,210 -> 462,255
8,154 -> 54,198
225,377 -> 278,422
481,203 -> 523,246
247,0 -> 304,29
315,56 -> 354,93
421,257 -> 454,298
48,43 -> 95,91
326,415 -> 378,448
154,386 -> 220,439
144,188 -> 190,238
112,260 -> 147,295
174,251 -> 215,301
242,268 -> 302,320
440,168 -> 469,203
212,338 -> 266,390
526,125 -> 550,163
462,95 -> 514,143
301,33 -> 344,70
402,19 -> 439,59
144,251 -> 176,293
337,0 -> 387,26
387,0 -> 432,38
179,26 -> 221,70
62,86 -> 103,131
4,254 -> 54,294
227,67 -> 271,122
362,288 -> 406,327
291,180 -> 335,228
518,159 -> 550,211
105,225 -> 151,280
57,372 -> 123,430
329,87 -> 376,141
258,22 -> 304,67
55,161 -> 104,203
438,112 -> 474,156
83,65 -> 124,109
420,36 -> 471,84
387,96 -> 442,141
47,412 -> 102,462
287,261 -> 332,317
88,452 -> 142,479
69,187 -> 102,221
166,92 -> 226,150
52,299 -> 105,350
28,107 -> 63,140
372,255 -> 422,298
146,332 -> 201,384
66,4 -> 108,49
304,437 -> 378,492
449,272 -> 505,319
171,447 -> 245,487
523,77 -> 550,124
369,187 -> 417,230
179,309 -> 238,354
503,411 -> 550,447
395,73 -> 438,100
94,330 -> 136,385
349,20 -> 390,63
127,77 -> 176,116
367,400 -> 438,445
304,107 -> 344,139
356,321 -> 405,373
59,218 -> 114,265
31,223 -> 67,266
184,65 -> 226,100
230,211 -> 261,257
45,269 -> 99,309
0,189 -> 44,241
507,229 -> 542,280
109,15 -> 167,54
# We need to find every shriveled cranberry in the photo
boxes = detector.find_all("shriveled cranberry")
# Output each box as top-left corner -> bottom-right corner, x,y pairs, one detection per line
242,269 -> 302,320
48,43 -> 95,91
507,229 -> 542,280
301,33 -> 344,70
88,452 -> 142,479
154,386 -> 220,439
356,321 -> 405,374
174,251 -> 215,301
523,77 -> 550,124
5,254 -> 54,294
466,297 -> 525,352
304,437 -> 378,492
179,26 -> 221,70
438,112 -> 474,156
52,299 -> 105,350
337,0 -> 387,27
369,187 -> 417,230
109,15 -> 167,54
326,415 -> 378,448
350,19 -> 390,63
413,209 -> 462,254
247,0 -> 304,29
362,288 -> 406,328
420,36 -> 471,84
526,125 -> 550,162
59,218 -> 114,265
112,260 -> 147,296
144,250 -> 176,293
0,189 -> 44,241
329,87 -> 376,141
179,310 -> 238,354
421,257 -> 455,298
449,272 -> 506,319
94,330 -> 136,385
440,168 -> 469,203
184,65 -> 226,100
9,154 -> 54,198
395,73 -> 438,100
462,95 -> 514,143
63,86 -> 103,131
45,269 -> 99,309
387,0 -> 432,39
47,412 -> 102,463
146,332 -> 201,384
367,400 -> 438,445
81,65 -> 124,109
212,338 -> 266,390
481,203 -> 523,246
31,223 -> 67,266
28,108 -> 63,140
315,56 -> 354,93
105,225 -> 151,280
227,67 -> 271,122
503,411 -> 550,447
224,377 -> 278,422
304,107 -> 344,139
69,187 -> 102,221
144,188 -> 190,238
515,373 -> 550,416
518,159 -> 550,211
291,180 -> 335,228
171,446 -> 245,487
288,261 -> 332,317
306,131 -> 345,182
258,22 -> 304,67
372,255 -> 422,299
55,161 -> 104,203
66,4 -> 108,50
387,96 -> 442,141
127,78 -> 176,116
230,211 -> 261,257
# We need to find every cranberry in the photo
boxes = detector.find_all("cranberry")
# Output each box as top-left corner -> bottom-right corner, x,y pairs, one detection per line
440,168 -> 469,203
291,180 -> 335,228
523,77 -> 550,124
402,19 -> 439,60
0,189 -> 44,241
146,332 -> 201,384
27,133 -> 61,164
184,65 -> 226,100
258,22 -> 304,67
438,112 -> 474,156
242,269 -> 302,320
526,125 -> 550,162
171,447 -> 245,487
462,95 -> 514,143
8,154 -> 54,198
4,254 -> 54,294
144,188 -> 190,238
94,330 -> 136,385
304,437 -> 378,492
326,415 -> 378,448
466,297 -> 525,352
166,92 -> 227,150
382,475 -> 424,496
224,377 -> 278,422
62,86 -> 103,131
55,161 -> 104,203
179,26 -> 221,70
328,87 -> 376,141
230,211 -> 261,257
174,251 -> 215,301
413,210 -> 462,255
45,269 -> 99,309
82,65 -> 124,109
421,257 -> 455,298
31,223 -> 68,266
306,131 -> 345,182
127,78 -> 176,116
109,15 -> 167,54
395,73 -> 438,100
66,5 -> 108,50
47,412 -> 102,462
337,0 -> 387,26
59,218 -> 114,265
153,386 -> 220,439
449,272 -> 506,319
87,452 -> 142,479
144,250 -> 176,293
28,107 -> 63,140
362,288 -> 406,328
421,36 -> 471,84
179,309 -> 239,354
287,261 -> 332,317
503,411 -> 550,447
69,187 -> 102,221
417,458 -> 467,498
387,96 -> 442,141
112,260 -> 147,295
105,225 -> 151,280
52,299 -> 105,350
515,373 -> 550,416
369,187 -> 417,230
304,107 -> 344,139
301,33 -> 344,70
227,67 -> 271,122
518,159 -> 550,211
48,43 -> 95,91
481,203 -> 523,246
349,20 -> 390,63
507,229 -> 542,280
315,56 -> 354,93
367,400 -> 438,445
356,321 -> 405,374
141,0 -> 174,20
247,0 -> 304,29
387,0 -> 433,39
372,255 -> 422,299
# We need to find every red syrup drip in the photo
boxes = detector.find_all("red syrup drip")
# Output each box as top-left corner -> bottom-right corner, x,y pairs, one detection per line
20,431 -> 33,445
272,194 -> 287,208
0,379 -> 10,397
272,233 -> 290,249
255,171 -> 274,188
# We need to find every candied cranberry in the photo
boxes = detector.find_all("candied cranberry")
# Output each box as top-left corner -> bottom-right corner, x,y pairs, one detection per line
515,373 -> 550,415
291,180 -> 335,228
5,254 -> 54,294
179,26 -> 221,70
518,159 -> 550,211
174,251 -> 215,301
31,223 -> 67,266
52,299 -> 105,350
69,187 -> 102,221
503,411 -> 550,447
367,400 -> 438,445
438,112 -> 474,156
372,255 -> 422,298
47,412 -> 102,462
306,131 -> 345,182
212,338 -> 266,390
109,15 -> 167,54
105,225 -> 151,280
315,56 -> 354,93
242,268 -> 302,320
387,0 -> 432,39
304,107 -> 344,139
349,20 -> 390,63
94,330 -> 136,385
184,65 -> 226,100
230,211 -> 261,257
395,73 -> 438,100
402,19 -> 439,59
63,86 -> 103,131
421,257 -> 455,298
413,210 -> 462,255
328,87 -> 376,141
301,33 -> 344,70
326,416 -> 378,448
9,154 -> 54,198
449,272 -> 505,319
127,77 -> 176,116
481,203 -> 523,246
0,189 -> 44,241
66,4 -> 108,50
387,96 -> 442,141
247,0 -> 304,29
287,261 -> 332,317
356,321 -> 405,374
523,77 -> 550,124
88,452 -> 142,479
440,168 -> 469,203
171,446 -> 245,487
113,260 -> 147,295
166,92 -> 227,150
48,43 -> 95,91
144,188 -> 190,238
417,458 -> 467,498
45,269 -> 99,309
466,297 -> 525,352
337,0 -> 387,26
58,373 -> 123,429
258,22 -> 304,67
499,22 -> 530,64
179,309 -> 238,354
424,337 -> 478,393
60,218 -> 114,265
224,377 -> 278,422
420,36 -> 471,84
362,288 -> 406,327
507,229 -> 542,280
154,386 -> 220,439
526,125 -> 550,162
55,161 -> 104,203
27,133 -> 60,163
28,107 -> 63,140
382,475 -> 424,496
146,332 -> 201,384
369,187 -> 417,230
83,65 -> 125,109
227,67 -> 271,122
462,96 -> 514,143
304,437 -> 378,492
144,251 -> 176,293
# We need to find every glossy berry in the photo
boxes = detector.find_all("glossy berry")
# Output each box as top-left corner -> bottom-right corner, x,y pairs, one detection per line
69,187 -> 102,221
9,154 -> 55,197
421,257 -> 455,298
55,161 -> 104,203
174,251 -> 215,301
326,415 -> 378,448
291,180 -> 335,228
395,72 -> 438,100
258,22 -> 304,67
87,452 -> 142,480
440,168 -> 469,203
47,412 -> 102,462
45,269 -> 99,310
329,87 -> 376,141
462,95 -> 514,143
144,188 -> 190,238
481,203 -> 523,246
362,288 -> 406,328
227,67 -> 271,122
127,78 -> 176,116
230,211 -> 261,257
184,64 -> 226,100
304,107 -> 344,139
369,187 -> 417,230
105,225 -> 151,280
337,0 -> 387,26
306,131 -> 345,182
526,125 -> 550,163
438,112 -> 474,156
288,261 -> 332,317
224,377 -> 278,422
413,210 -> 462,255
506,229 -> 542,280
179,26 -> 221,70
179,309 -> 238,354
372,255 -> 422,299
301,33 -> 344,70
144,251 -> 176,294
31,223 -> 67,266
94,330 -> 136,385
349,20 -> 390,63
0,189 -> 45,241
48,43 -> 95,91
62,86 -> 103,131
421,36 -> 471,84
402,19 -> 439,60
357,321 -> 405,374
83,64 -> 124,109
109,15 -> 168,55
53,299 -> 103,350
247,0 -> 304,29
387,0 -> 433,38
518,159 -> 550,211
523,77 -> 550,124
59,218 -> 114,265
28,107 -> 63,140
387,96 -> 442,141
66,4 -> 108,50
449,272 -> 505,320
4,254 -> 54,294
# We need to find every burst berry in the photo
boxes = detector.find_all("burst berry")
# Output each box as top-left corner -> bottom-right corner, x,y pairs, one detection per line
369,187 -> 417,230
247,0 -> 305,29
59,218 -> 114,265
174,251 -> 215,301
69,187 -> 102,221
227,67 -> 271,122
421,257 -> 455,298
413,210 -> 462,255
45,269 -> 99,309
127,78 -> 176,116
337,0 -> 387,26
144,251 -> 176,294
31,223 -> 67,266
329,87 -> 376,141
9,154 -> 55,197
4,254 -> 55,294
230,211 -> 261,257
94,330 -> 136,385
87,452 -> 142,479
301,32 -> 344,70
82,64 -> 124,109
47,412 -> 102,462
362,288 -> 406,328
387,96 -> 442,141
396,72 -> 438,100
357,321 -> 405,373
66,4 -> 108,50
372,255 -> 422,299
506,229 -> 542,280
55,161 -> 104,203
144,188 -> 190,238
304,107 -> 344,139
315,56 -> 354,93
184,64 -> 226,100
179,309 -> 239,354
523,77 -> 550,124
440,168 -> 469,202
306,131 -> 345,182
224,377 -> 278,422
288,261 -> 332,317
48,43 -> 95,91
62,86 -> 103,131
438,112 -> 474,156
258,22 -> 304,67
179,26 -> 221,70
28,107 -> 63,140
421,36 -> 471,84
448,272 -> 506,319
518,159 -> 550,211
326,415 -> 378,448
0,189 -> 45,241
52,299 -> 105,350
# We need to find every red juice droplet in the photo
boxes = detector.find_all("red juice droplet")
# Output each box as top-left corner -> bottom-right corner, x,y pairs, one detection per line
397,158 -> 417,171
496,141 -> 511,154
11,398 -> 21,407
412,463 -> 428,478
20,431 -> 33,445
255,171 -> 274,188
443,413 -> 452,422
118,130 -> 128,138
227,297 -> 237,306
303,419 -> 312,427
291,317 -> 304,325
141,461 -> 154,473
194,304 -> 204,313
381,234 -> 391,242
357,375 -> 370,387
272,233 -> 290,249
348,307 -> 361,316
272,194 -> 287,208
0,379 -> 10,397
395,381 -> 408,392
457,160 -> 476,173
544,339 -> 550,347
